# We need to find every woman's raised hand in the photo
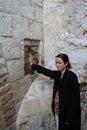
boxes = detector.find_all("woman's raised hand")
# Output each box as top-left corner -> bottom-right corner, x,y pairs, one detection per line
28,52 -> 34,65
28,52 -> 38,65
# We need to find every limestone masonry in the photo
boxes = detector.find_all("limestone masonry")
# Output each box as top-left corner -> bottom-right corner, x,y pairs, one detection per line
0,0 -> 87,130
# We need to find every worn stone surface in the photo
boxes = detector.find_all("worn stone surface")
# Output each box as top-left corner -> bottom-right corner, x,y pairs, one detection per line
16,77 -> 54,130
7,59 -> 24,81
0,0 -> 43,129
44,1 -> 87,130
0,0 -> 87,130
0,12 -> 13,36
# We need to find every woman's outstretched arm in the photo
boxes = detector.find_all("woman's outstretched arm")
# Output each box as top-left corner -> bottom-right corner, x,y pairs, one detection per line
28,52 -> 61,80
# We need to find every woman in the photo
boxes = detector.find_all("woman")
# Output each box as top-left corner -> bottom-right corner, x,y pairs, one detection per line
29,53 -> 81,130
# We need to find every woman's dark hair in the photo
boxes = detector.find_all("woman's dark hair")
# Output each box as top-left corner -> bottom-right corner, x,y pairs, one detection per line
55,53 -> 72,69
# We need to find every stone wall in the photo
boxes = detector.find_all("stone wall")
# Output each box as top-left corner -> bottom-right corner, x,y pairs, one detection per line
16,0 -> 87,130
0,0 -> 43,130
0,0 -> 87,130
16,77 -> 56,130
44,0 -> 87,130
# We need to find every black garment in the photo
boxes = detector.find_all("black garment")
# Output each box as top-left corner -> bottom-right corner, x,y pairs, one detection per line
31,64 -> 81,130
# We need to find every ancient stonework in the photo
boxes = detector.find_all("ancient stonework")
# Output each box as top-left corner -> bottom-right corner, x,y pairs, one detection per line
0,0 -> 87,130
0,0 -> 43,130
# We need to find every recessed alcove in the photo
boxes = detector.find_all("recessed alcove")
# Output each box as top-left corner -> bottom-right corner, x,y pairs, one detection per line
24,39 -> 40,75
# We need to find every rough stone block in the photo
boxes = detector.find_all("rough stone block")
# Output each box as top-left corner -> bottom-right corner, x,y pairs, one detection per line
4,107 -> 15,121
20,2 -> 34,19
7,59 -> 24,81
29,20 -> 42,39
19,98 -> 41,117
2,99 -> 15,113
13,15 -> 29,38
2,38 -> 21,60
0,83 -> 10,96
0,67 -> 7,77
0,12 -> 12,35
0,91 -> 13,105
35,6 -> 43,22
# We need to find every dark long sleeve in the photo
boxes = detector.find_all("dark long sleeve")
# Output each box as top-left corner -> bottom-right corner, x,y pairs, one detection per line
31,64 -> 61,80
65,73 -> 81,126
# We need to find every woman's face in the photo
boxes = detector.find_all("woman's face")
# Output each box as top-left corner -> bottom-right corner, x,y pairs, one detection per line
55,57 -> 68,72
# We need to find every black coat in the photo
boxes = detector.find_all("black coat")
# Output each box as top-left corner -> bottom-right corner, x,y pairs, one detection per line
31,64 -> 81,130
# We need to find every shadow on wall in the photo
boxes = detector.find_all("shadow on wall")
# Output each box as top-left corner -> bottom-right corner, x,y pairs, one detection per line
16,76 -> 56,130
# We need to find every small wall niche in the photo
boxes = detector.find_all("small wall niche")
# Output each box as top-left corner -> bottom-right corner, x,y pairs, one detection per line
24,39 -> 40,75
